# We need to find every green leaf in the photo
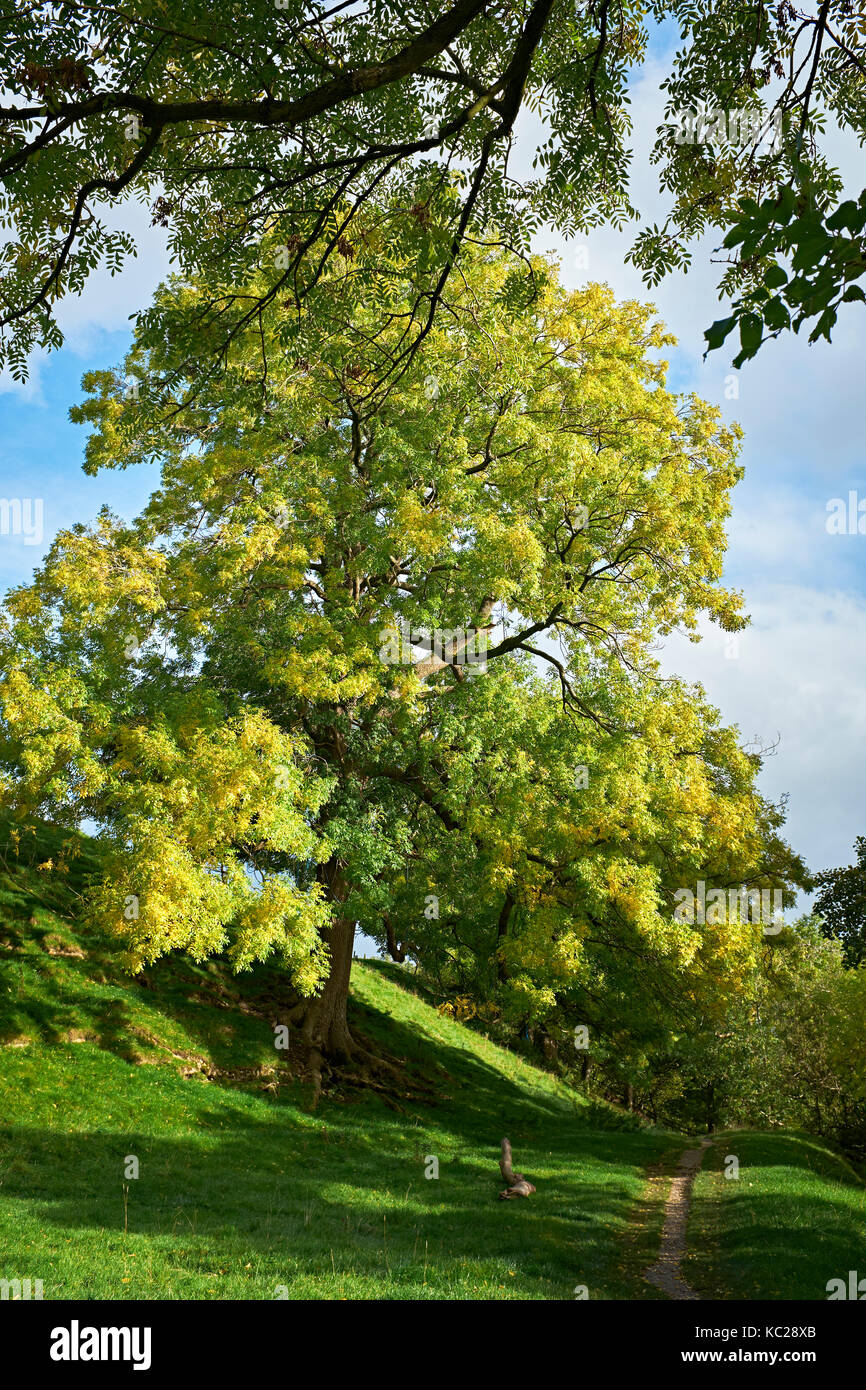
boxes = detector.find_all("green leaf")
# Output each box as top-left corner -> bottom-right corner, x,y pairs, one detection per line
704,315 -> 737,351
763,297 -> 790,332
763,264 -> 788,289
722,223 -> 751,249
738,313 -> 763,354
826,200 -> 861,233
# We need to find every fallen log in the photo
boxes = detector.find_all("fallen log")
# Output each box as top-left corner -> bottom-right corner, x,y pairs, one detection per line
498,1137 -> 536,1199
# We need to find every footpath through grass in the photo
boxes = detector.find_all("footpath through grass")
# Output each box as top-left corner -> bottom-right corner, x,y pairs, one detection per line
685,1130 -> 866,1300
0,819 -> 679,1300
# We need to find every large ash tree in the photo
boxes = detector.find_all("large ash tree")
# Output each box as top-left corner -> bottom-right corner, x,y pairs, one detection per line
0,245 -> 803,1083
0,0 -> 864,384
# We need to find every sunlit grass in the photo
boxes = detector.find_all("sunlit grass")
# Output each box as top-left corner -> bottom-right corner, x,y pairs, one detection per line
0,819 -> 676,1300
686,1130 -> 866,1300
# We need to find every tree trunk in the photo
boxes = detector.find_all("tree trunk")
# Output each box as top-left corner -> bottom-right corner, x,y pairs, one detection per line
300,912 -> 356,1059
289,858 -> 434,1106
384,911 -> 406,963
298,858 -> 355,1062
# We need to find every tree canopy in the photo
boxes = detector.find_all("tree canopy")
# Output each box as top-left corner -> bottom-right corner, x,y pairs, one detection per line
0,243 -> 806,1081
0,0 -> 864,384
813,836 -> 866,967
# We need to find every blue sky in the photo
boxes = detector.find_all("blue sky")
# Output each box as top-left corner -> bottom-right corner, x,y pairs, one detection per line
1,32 -> 864,908
0,329 -> 157,592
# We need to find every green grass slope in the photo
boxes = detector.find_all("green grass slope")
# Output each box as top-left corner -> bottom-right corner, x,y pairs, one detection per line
5,821 -> 863,1301
685,1130 -> 866,1301
0,819 -> 680,1300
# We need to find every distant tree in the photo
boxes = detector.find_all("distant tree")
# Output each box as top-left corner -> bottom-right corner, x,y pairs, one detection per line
624,917 -> 866,1151
813,837 -> 866,967
761,919 -> 866,1153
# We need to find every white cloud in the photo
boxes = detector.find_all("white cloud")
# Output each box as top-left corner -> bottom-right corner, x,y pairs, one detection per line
660,586 -> 866,878
0,201 -> 171,400
54,201 -> 171,352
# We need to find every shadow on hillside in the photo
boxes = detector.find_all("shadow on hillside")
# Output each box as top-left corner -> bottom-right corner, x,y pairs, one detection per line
1,909 -> 612,1135
687,1184 -> 866,1300
2,960 -> 570,1129
712,1130 -> 864,1189
1,839 -> 641,1140
0,1111 -> 653,1297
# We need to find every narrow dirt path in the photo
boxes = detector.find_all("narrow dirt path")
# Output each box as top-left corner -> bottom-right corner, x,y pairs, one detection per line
644,1138 -> 713,1300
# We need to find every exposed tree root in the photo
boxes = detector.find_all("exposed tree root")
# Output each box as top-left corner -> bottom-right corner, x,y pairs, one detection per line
273,1009 -> 441,1110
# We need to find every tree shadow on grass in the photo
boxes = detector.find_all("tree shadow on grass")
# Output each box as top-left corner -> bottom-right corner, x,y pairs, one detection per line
0,1112 -> 658,1299
688,1193 -> 866,1300
2,907 -> 639,1143
686,1131 -> 866,1300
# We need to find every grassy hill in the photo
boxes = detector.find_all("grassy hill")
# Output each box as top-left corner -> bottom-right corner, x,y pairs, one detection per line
0,818 -> 681,1300
685,1130 -> 866,1300
1,818 -> 864,1301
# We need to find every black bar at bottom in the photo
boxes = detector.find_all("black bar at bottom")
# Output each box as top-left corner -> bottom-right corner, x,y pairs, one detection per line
1,1297 -> 857,1376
